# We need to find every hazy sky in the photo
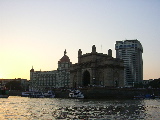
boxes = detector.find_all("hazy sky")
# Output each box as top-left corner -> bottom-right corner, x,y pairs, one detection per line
0,0 -> 160,80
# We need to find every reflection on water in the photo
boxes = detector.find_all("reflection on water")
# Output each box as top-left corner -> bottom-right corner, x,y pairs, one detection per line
0,96 -> 160,119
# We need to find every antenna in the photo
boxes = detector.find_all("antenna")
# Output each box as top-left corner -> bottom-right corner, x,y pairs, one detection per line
101,45 -> 102,52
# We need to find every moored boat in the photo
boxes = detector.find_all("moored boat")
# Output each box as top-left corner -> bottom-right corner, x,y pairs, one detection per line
133,95 -> 145,99
0,94 -> 9,98
21,91 -> 34,97
22,90 -> 55,98
43,90 -> 55,98
29,91 -> 44,98
69,89 -> 84,99
134,94 -> 156,99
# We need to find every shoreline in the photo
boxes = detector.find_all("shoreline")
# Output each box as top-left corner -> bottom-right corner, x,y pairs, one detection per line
8,87 -> 160,99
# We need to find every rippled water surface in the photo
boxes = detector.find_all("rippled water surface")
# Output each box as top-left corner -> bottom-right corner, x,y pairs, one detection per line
0,96 -> 160,119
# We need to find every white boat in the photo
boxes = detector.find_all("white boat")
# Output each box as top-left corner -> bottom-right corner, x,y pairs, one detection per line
43,90 -> 55,98
0,95 -> 9,98
22,91 -> 44,98
30,91 -> 44,98
69,90 -> 84,99
22,90 -> 55,98
21,91 -> 34,97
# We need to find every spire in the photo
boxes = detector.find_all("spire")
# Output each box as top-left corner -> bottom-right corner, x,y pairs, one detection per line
64,49 -> 67,56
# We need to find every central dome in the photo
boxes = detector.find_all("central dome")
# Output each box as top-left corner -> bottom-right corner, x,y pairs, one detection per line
60,55 -> 70,62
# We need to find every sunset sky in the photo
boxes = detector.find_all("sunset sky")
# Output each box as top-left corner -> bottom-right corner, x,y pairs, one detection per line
0,0 -> 160,80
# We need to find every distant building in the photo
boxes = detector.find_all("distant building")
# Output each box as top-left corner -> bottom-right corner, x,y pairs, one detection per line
143,78 -> 160,88
0,78 -> 28,90
115,39 -> 143,86
70,45 -> 124,88
30,50 -> 71,91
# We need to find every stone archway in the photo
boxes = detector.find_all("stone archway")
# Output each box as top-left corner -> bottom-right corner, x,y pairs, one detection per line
82,70 -> 90,86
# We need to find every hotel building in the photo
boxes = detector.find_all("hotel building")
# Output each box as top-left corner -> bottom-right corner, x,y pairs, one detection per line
30,50 -> 71,91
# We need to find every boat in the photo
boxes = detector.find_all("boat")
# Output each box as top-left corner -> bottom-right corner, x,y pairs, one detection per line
134,94 -> 156,99
22,90 -> 55,98
0,94 -> 8,98
133,95 -> 145,99
29,91 -> 44,98
69,89 -> 84,99
0,87 -> 9,98
155,96 -> 160,99
21,91 -> 34,97
43,90 -> 55,98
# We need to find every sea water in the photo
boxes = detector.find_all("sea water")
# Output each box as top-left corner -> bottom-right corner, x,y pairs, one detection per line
0,96 -> 160,119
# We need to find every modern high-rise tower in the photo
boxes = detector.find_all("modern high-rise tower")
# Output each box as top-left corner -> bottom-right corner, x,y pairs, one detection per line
115,39 -> 143,87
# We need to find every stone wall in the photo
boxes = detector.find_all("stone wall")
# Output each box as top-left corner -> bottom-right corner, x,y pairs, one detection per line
80,88 -> 159,99
55,88 -> 160,99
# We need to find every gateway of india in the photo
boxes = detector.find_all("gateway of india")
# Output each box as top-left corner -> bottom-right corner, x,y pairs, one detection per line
70,45 -> 124,88
30,45 -> 124,91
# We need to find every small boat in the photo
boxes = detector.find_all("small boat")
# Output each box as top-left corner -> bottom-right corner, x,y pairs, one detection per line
29,91 -> 44,98
0,94 -> 9,98
22,90 -> 55,98
155,96 -> 160,99
21,91 -> 34,97
133,95 -> 145,99
69,89 -> 84,99
134,94 -> 156,99
43,90 -> 55,98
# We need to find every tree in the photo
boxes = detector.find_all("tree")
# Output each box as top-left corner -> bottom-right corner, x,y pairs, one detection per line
5,81 -> 22,90
148,79 -> 160,88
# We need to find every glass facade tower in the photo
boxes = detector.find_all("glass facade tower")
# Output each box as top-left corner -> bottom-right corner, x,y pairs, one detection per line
115,40 -> 143,87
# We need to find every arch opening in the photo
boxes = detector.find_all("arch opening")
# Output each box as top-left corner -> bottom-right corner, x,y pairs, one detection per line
82,70 -> 90,86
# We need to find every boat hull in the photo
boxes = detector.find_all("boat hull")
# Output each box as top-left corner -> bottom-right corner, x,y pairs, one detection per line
0,95 -> 9,98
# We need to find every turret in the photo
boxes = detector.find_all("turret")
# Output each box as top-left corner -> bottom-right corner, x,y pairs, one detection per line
78,49 -> 82,63
92,45 -> 96,53
108,49 -> 112,57
30,66 -> 34,72
78,49 -> 82,57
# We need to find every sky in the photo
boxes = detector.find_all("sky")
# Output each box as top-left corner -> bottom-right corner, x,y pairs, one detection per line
0,0 -> 160,80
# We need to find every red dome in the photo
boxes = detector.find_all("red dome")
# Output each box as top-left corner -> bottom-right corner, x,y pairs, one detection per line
60,55 -> 70,62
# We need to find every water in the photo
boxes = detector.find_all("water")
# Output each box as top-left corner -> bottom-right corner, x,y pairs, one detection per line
0,96 -> 160,120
